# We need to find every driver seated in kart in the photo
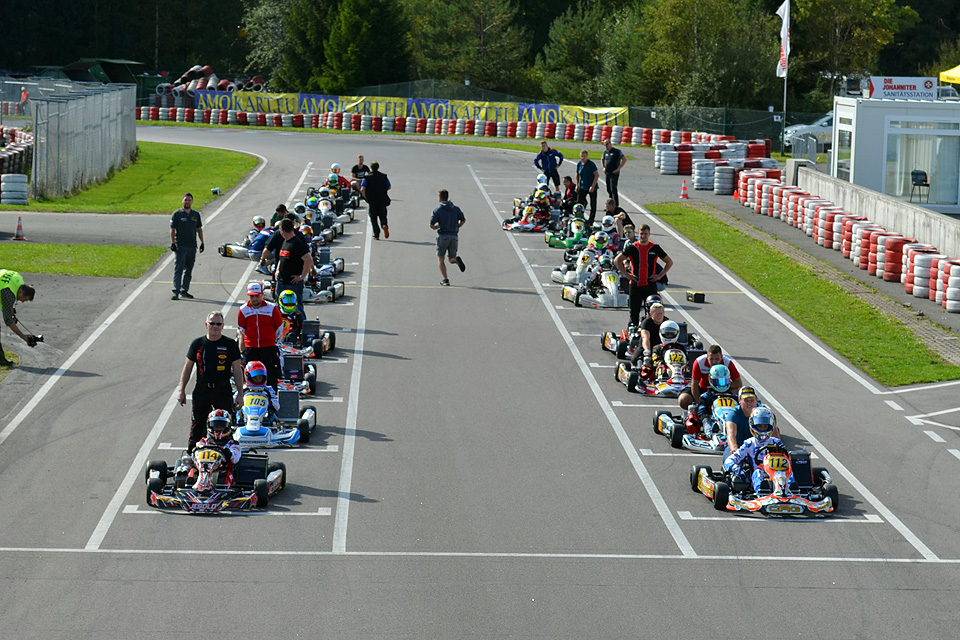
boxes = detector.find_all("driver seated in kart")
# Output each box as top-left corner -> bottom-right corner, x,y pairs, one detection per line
277,289 -> 302,344
722,406 -> 791,493
330,163 -> 351,192
193,409 -> 242,479
587,231 -> 613,259
721,386 -> 781,459
684,364 -> 735,434
600,215 -> 622,253
583,255 -> 616,293
239,360 -> 280,414
639,319 -> 685,380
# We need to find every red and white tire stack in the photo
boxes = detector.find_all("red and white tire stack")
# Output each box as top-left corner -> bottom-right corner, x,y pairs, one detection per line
880,237 -> 915,282
901,244 -> 938,295
868,230 -> 900,276
938,260 -> 960,312
854,225 -> 885,269
910,252 -> 946,299
840,217 -> 868,257
801,198 -> 832,236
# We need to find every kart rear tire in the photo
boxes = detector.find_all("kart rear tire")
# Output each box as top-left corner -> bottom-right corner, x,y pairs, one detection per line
712,481 -> 729,510
311,338 -> 324,358
653,410 -> 671,434
670,419 -> 685,449
600,332 -> 611,352
814,467 -> 829,483
615,339 -> 628,360
254,479 -> 269,508
574,291 -> 582,307
305,370 -> 317,395
690,465 -> 709,492
327,331 -> 336,350
626,370 -> 639,393
297,417 -> 311,444
145,459 -> 168,484
146,477 -> 164,506
823,483 -> 839,513
268,461 -> 287,491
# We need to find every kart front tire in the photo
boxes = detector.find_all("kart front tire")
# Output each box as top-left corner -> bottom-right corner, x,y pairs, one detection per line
616,339 -> 628,360
626,370 -> 639,393
145,459 -> 168,484
670,420 -> 685,449
297,417 -> 311,444
713,481 -> 729,510
146,477 -> 164,506
653,410 -> 671,435
311,338 -> 325,358
690,465 -> 709,493
254,479 -> 269,508
305,370 -> 317,395
268,461 -> 287,491
823,483 -> 839,513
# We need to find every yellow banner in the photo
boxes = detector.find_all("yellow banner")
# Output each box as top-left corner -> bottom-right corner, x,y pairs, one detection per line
558,105 -> 628,126
195,91 -> 300,114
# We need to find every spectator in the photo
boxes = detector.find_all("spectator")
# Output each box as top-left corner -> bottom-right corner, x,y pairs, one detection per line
534,140 -> 564,190
274,218 -> 314,320
576,150 -> 600,226
360,161 -> 392,240
603,197 -> 634,229
614,223 -> 673,329
270,204 -> 288,226
0,269 -> 37,367
430,189 -> 466,286
177,311 -> 244,453
237,282 -> 284,389
560,175 -> 577,216
169,192 -> 204,300
350,154 -> 370,194
602,138 -> 627,206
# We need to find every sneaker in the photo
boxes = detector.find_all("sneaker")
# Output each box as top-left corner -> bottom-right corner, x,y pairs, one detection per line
383,225 -> 389,239
440,279 -> 450,286
373,235 -> 379,240
179,291 -> 194,299
456,256 -> 466,272
171,293 -> 179,300
0,358 -> 13,367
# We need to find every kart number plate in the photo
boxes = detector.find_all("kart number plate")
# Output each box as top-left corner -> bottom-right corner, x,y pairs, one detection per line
766,454 -> 791,471
766,504 -> 803,515
714,397 -> 736,408
246,396 -> 269,409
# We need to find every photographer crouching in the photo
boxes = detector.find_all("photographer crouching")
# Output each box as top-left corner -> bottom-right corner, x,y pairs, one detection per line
0,270 -> 39,366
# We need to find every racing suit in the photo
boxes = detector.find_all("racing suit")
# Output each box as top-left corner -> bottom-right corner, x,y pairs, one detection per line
241,384 -> 280,413
647,341 -> 688,380
195,436 -> 242,465
723,436 -> 792,493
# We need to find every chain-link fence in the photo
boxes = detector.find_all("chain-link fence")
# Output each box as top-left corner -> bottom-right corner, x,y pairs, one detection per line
31,84 -> 137,199
1,76 -> 120,122
352,79 -> 532,103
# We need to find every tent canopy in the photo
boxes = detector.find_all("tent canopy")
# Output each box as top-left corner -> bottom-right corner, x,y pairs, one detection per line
940,64 -> 960,84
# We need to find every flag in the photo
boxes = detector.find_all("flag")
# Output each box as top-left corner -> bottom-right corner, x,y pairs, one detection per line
776,0 -> 790,78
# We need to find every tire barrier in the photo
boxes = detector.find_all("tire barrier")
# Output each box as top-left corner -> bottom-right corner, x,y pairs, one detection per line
0,173 -> 29,205
714,166 -> 736,196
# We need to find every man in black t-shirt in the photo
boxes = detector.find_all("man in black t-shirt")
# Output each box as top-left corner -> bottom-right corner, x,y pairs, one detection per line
601,139 -> 627,207
350,154 -> 370,196
178,311 -> 244,452
275,218 -> 313,320
614,224 -> 673,327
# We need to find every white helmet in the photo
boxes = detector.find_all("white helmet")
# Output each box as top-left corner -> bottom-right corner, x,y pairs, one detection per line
331,163 -> 341,174
659,320 -> 680,345
536,173 -> 548,185
601,215 -> 616,233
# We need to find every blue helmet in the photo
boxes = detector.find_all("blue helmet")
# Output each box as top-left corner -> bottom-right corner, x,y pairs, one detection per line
749,406 -> 775,439
709,364 -> 731,392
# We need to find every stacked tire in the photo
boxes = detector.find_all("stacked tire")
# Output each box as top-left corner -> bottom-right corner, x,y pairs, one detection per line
0,174 -> 28,205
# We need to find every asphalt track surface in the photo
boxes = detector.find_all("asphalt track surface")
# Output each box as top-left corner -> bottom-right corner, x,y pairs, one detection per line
1,127 -> 960,638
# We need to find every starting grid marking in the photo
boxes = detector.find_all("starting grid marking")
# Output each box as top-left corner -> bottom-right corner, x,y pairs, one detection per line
122,505 -> 332,517
677,511 -> 883,524
157,443 -> 339,452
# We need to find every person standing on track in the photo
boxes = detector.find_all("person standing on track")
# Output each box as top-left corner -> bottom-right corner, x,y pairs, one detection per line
178,311 -> 244,453
169,192 -> 204,300
430,189 -> 466,286
614,223 -> 673,329
601,138 -> 627,207
576,150 -> 600,226
534,140 -> 564,191
237,282 -> 284,389
0,269 -> 37,367
360,161 -> 391,240
274,218 -> 314,321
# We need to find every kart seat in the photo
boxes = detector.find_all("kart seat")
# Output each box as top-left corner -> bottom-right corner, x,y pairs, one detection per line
277,389 -> 300,423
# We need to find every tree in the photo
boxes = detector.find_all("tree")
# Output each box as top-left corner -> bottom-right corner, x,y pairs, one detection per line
793,0 -> 919,98
404,0 -> 530,94
878,1 -> 960,76
242,0 -> 291,79
275,0 -> 338,92
320,0 -> 411,93
535,1 -> 605,104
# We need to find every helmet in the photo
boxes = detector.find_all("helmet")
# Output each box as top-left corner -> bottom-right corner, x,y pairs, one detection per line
536,173 -> 548,185
523,205 -> 537,217
278,289 -> 298,315
206,408 -> 233,444
319,186 -> 331,199
252,215 -> 266,230
659,320 -> 680,344
593,231 -> 609,251
294,203 -> 306,214
331,163 -> 341,174
244,360 -> 268,387
645,294 -> 662,311
598,255 -> 614,271
749,406 -> 775,439
305,197 -> 318,210
709,364 -> 731,393
572,203 -> 585,219
326,173 -> 339,188
601,215 -> 616,233
320,200 -> 333,213
301,224 -> 314,238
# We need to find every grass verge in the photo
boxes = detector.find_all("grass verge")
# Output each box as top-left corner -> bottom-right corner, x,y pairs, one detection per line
0,243 -> 167,278
647,202 -> 960,386
0,141 -> 257,214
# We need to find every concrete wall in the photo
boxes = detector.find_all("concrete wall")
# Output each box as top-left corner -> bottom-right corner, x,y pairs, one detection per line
797,165 -> 960,259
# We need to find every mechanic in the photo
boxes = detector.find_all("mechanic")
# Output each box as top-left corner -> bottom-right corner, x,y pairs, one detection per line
601,138 -> 627,207
576,150 -> 600,226
169,192 -> 204,300
270,204 -> 288,227
603,197 -> 635,230
239,360 -> 280,413
534,140 -> 564,191
237,282 -> 284,389
722,386 -> 781,459
632,300 -> 668,368
251,222 -> 276,275
622,224 -> 636,245
430,189 -> 467,286
178,311 -> 244,454
614,223 -> 673,330
560,175 -> 577,215
0,269 -> 37,367
360,161 -> 392,240
682,344 -> 743,411
723,406 -> 790,493
273,218 -> 314,320
194,409 -> 242,473
350,155 -> 370,195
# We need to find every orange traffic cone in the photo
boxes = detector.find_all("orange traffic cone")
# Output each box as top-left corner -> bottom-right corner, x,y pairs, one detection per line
679,179 -> 689,200
13,216 -> 26,241
732,179 -> 740,200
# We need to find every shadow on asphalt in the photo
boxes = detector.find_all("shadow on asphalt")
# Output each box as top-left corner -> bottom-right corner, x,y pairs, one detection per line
336,347 -> 409,361
380,240 -> 435,247
322,424 -> 392,443
465,286 -> 538,296
9,365 -> 100,378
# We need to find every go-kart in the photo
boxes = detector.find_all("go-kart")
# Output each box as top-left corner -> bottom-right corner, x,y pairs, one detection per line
560,269 -> 629,309
551,248 -> 601,285
614,346 -> 689,395
545,216 -> 589,249
312,245 -> 345,275
302,278 -> 346,304
234,387 -> 316,447
502,209 -> 553,232
600,321 -> 704,363
279,317 -> 336,359
218,228 -> 260,260
144,447 -> 285,512
690,444 -> 839,516
652,393 -> 737,453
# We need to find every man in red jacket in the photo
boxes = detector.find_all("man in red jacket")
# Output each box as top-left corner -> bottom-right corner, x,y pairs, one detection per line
237,282 -> 284,389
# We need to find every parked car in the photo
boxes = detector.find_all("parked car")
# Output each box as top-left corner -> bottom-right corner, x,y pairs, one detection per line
938,85 -> 960,100
783,111 -> 833,149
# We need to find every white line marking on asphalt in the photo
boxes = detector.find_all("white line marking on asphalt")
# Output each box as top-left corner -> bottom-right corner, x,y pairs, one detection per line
122,505 -> 332,516
571,332 -> 602,337
332,197 -> 374,554
877,380 -> 960,395
612,401 -> 678,408
310,396 -> 344,403
949,449 -> 960,462
906,406 -> 960,422
316,357 -> 348,364
589,363 -> 616,368
885,400 -> 904,411
925,431 -> 946,443
0,151 -> 270,448
470,164 -> 696,558
639,449 -> 718,457
157,442 -> 339,452
677,511 -> 884,524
